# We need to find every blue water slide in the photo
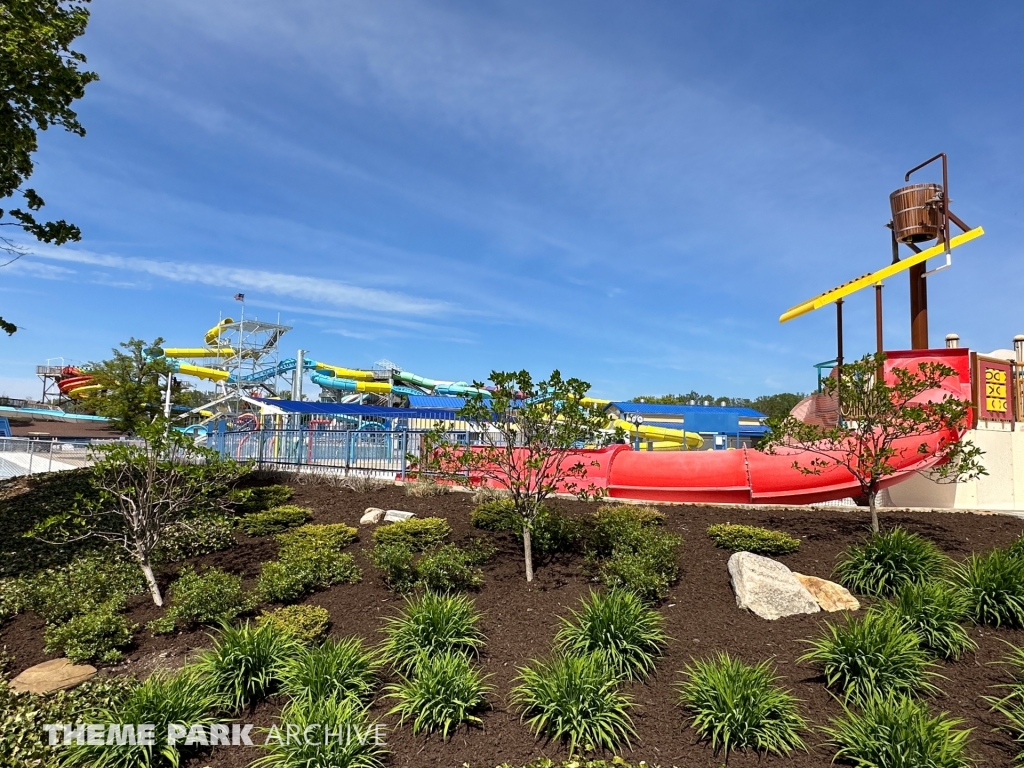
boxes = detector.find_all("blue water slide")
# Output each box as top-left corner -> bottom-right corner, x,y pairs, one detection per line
309,372 -> 361,392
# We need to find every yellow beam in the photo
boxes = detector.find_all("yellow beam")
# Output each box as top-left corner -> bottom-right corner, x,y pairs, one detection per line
779,227 -> 984,323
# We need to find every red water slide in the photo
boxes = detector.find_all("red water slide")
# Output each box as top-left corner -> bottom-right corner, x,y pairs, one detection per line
469,349 -> 972,506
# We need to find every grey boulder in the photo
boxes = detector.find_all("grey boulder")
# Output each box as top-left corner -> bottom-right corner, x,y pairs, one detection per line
727,551 -> 821,620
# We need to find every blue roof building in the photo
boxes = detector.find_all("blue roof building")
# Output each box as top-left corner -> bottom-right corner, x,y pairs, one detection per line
606,402 -> 769,449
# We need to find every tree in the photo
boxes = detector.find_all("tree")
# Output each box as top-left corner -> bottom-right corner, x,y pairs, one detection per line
84,337 -> 180,433
759,353 -> 985,534
33,421 -> 245,605
631,390 -> 805,421
0,0 -> 98,333
423,370 -> 615,582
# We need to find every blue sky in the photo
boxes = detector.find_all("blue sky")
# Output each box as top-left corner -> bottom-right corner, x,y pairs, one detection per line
3,1 -> 1022,401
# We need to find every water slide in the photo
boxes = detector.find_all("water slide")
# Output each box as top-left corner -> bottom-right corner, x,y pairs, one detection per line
462,350 -> 971,505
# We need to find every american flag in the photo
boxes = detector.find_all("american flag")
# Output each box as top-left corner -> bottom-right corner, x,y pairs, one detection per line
234,293 -> 245,302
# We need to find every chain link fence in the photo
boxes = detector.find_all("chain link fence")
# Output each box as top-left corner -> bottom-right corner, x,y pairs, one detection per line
0,438 -> 98,480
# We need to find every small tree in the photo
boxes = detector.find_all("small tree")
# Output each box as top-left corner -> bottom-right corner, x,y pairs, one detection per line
423,370 -> 615,582
760,353 -> 985,534
84,337 -> 181,433
34,421 -> 245,605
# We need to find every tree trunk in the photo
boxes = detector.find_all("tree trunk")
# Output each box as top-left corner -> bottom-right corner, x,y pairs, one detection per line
522,524 -> 534,582
140,558 -> 163,606
869,490 -> 879,535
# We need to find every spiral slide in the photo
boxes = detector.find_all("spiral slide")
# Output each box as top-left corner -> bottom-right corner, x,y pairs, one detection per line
465,349 -> 971,505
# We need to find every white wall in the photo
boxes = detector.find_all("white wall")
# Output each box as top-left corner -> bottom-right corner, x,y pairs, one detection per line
887,425 -> 1024,511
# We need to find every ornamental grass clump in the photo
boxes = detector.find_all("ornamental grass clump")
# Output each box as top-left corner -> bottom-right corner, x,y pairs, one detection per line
825,694 -> 973,768
678,652 -> 807,758
555,589 -> 669,681
985,644 -> 1024,762
874,581 -> 976,660
953,548 -> 1024,628
195,621 -> 300,714
800,611 -> 939,703
511,653 -> 636,755
706,523 -> 800,556
278,637 -> 380,706
385,650 -> 492,739
63,669 -> 219,768
252,695 -> 386,768
834,527 -> 949,597
380,592 -> 485,675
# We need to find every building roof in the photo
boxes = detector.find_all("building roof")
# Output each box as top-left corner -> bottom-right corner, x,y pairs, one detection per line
609,401 -> 766,418
407,395 -> 467,410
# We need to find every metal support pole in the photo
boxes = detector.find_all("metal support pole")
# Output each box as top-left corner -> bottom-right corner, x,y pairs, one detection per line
910,264 -> 929,349
27,439 -> 34,474
836,299 -> 844,418
400,431 -> 407,481
48,441 -> 54,473
875,284 -> 884,356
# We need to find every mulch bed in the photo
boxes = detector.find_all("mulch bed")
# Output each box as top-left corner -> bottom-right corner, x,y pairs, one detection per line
4,480 -> 1024,767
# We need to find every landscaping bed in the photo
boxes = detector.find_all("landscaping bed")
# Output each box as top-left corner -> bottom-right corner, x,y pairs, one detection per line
3,475 -> 1024,767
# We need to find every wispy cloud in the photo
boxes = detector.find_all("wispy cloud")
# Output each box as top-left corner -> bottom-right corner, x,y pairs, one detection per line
26,245 -> 450,316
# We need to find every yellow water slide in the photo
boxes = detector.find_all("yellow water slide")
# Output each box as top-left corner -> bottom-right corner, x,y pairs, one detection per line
204,318 -> 234,346
163,348 -> 235,359
612,419 -> 704,450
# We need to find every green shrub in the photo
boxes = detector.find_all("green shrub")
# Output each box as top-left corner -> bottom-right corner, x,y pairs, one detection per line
825,694 -> 973,768
0,676 -> 137,768
43,603 -> 136,664
251,695 -> 386,768
679,652 -> 807,757
530,508 -> 588,557
0,577 -> 30,624
22,553 -> 144,624
160,566 -> 254,630
800,611 -> 938,703
228,484 -> 294,514
276,523 -> 357,553
239,505 -> 312,536
153,513 -> 236,563
875,582 -> 976,660
954,548 -> 1024,628
372,517 -> 451,551
985,644 -> 1024,762
63,669 -> 218,768
588,505 -> 665,557
257,550 -> 361,603
257,605 -> 331,645
416,543 -> 484,592
196,621 -> 300,713
834,528 -> 949,597
596,527 -> 681,603
381,592 -> 485,675
706,523 -> 800,556
370,542 -> 418,593
472,500 -> 583,557
471,499 -> 519,531
386,650 -> 492,739
278,636 -> 380,705
555,589 -> 668,681
511,653 -> 636,755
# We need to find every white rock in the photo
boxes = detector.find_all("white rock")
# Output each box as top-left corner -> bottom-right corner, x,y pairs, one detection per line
727,551 -> 820,620
383,509 -> 415,522
360,507 -> 385,525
